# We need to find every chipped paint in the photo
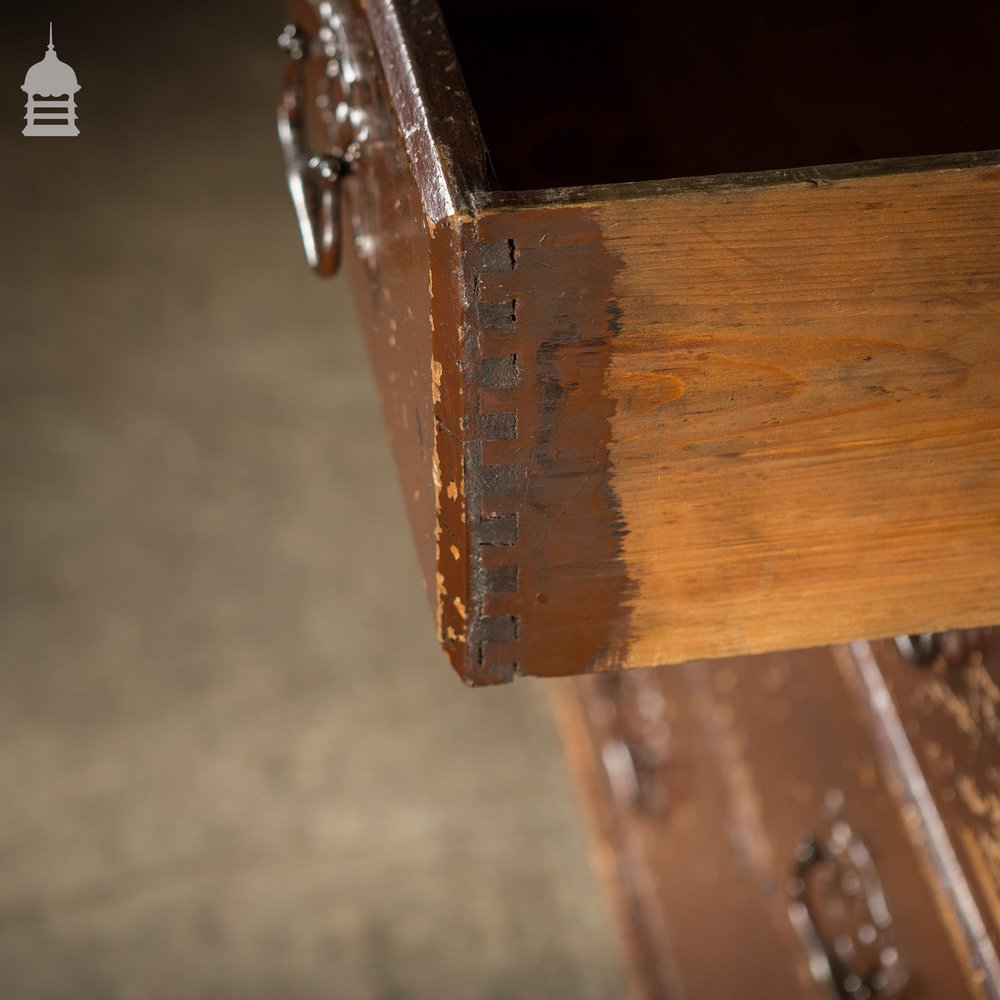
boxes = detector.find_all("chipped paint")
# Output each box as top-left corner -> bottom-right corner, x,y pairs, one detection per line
431,357 -> 442,405
467,210 -> 634,680
428,221 -> 471,671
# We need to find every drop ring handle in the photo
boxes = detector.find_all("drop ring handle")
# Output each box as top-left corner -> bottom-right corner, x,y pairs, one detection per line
276,23 -> 356,277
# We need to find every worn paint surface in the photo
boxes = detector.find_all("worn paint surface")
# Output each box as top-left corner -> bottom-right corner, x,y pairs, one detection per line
294,0 -> 440,607
468,164 -> 1000,678
429,224 -> 471,675
557,646 -> 984,998
873,632 -> 1000,953
467,209 -> 634,681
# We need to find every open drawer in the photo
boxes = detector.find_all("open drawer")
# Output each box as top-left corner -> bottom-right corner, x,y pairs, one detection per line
278,0 -> 1000,685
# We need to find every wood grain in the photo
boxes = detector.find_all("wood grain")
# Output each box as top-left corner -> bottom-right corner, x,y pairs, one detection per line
610,165 -> 1000,667
474,162 -> 1000,677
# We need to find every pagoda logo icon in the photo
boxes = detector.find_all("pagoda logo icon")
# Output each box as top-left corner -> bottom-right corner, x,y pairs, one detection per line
22,24 -> 80,137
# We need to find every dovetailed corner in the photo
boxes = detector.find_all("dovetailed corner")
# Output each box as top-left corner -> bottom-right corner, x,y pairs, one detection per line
481,410 -> 517,441
466,237 -> 525,682
479,353 -> 519,389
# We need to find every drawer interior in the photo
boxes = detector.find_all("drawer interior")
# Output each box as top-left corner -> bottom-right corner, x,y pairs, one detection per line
438,0 -> 1000,190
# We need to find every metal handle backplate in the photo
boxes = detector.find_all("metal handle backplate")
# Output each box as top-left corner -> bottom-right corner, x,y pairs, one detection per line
276,17 -> 364,277
789,817 -> 909,999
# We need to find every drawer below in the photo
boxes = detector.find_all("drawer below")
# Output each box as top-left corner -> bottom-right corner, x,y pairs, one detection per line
556,640 -> 998,998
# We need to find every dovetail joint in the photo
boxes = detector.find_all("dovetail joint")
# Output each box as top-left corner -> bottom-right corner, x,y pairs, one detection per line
471,237 -> 522,680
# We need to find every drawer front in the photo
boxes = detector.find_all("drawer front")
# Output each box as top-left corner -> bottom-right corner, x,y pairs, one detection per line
559,647 -> 987,999
281,0 -> 441,610
559,663 -> 821,999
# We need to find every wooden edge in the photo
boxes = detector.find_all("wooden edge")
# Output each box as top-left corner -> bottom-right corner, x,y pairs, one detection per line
429,221 -> 476,681
362,0 -> 494,222
350,0 -> 494,682
834,641 -> 1000,996
480,148 -> 1000,210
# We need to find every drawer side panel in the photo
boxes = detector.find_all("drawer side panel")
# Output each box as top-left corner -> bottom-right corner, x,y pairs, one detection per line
476,163 -> 1000,677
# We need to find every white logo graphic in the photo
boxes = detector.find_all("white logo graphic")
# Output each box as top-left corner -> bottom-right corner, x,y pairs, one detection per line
22,23 -> 80,137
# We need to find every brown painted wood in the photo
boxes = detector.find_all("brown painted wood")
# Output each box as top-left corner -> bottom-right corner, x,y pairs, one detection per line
556,646 -> 985,998
281,5 -> 1000,996
870,631 -> 1000,953
284,0 -> 482,643
286,0 -> 438,611
554,667 -> 824,1000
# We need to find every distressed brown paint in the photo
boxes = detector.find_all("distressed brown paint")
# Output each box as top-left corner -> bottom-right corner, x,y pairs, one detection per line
867,631 -> 1000,946
284,4 -> 1000,997
430,222 -> 473,676
467,209 -> 634,681
291,0 -> 443,607
284,7 -> 1000,996
557,646 -> 986,998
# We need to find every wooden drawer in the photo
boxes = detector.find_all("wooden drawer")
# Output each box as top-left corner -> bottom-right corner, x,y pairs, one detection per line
278,0 -> 1000,684
557,642 -> 999,999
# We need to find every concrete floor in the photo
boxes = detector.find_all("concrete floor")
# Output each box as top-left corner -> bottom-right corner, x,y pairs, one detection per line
0,4 -> 625,997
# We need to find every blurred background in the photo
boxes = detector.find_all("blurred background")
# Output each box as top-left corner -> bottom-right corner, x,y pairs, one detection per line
0,3 -> 625,997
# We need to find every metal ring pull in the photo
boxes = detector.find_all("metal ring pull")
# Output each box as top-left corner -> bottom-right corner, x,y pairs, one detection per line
788,821 -> 908,999
276,23 -> 357,277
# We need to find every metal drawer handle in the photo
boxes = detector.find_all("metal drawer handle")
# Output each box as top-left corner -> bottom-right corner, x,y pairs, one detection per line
892,629 -> 989,669
893,632 -> 947,666
276,23 -> 358,277
788,821 -> 908,999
